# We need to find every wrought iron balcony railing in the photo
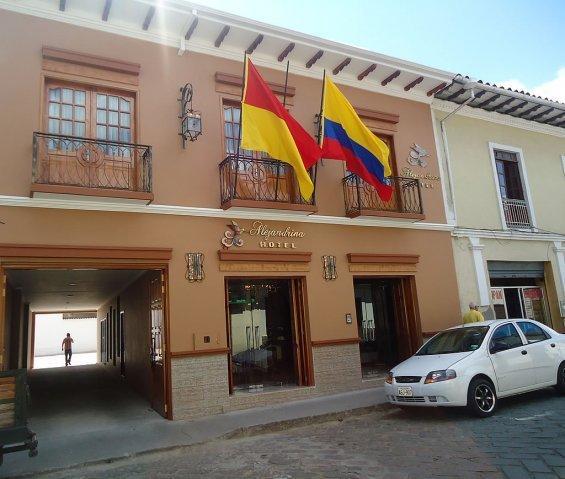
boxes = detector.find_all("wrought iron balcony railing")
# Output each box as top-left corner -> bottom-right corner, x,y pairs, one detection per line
502,198 -> 532,229
343,174 -> 424,219
32,132 -> 152,195
219,155 -> 316,209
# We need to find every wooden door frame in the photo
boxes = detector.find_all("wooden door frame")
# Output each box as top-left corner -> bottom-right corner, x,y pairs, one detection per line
0,266 -> 5,371
0,249 -> 172,420
224,275 -> 313,394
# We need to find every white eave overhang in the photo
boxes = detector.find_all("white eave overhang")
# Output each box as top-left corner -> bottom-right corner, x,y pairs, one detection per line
434,75 -> 565,130
0,0 -> 454,103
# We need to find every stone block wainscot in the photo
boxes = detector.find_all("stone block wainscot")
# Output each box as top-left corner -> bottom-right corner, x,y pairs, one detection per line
171,343 -> 379,419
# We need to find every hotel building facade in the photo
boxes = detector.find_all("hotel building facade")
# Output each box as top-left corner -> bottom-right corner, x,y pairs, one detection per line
0,0 -> 503,420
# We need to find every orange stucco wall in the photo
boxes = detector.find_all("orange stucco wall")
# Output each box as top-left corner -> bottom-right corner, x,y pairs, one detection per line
0,206 -> 461,352
0,10 -> 445,223
0,10 -> 460,356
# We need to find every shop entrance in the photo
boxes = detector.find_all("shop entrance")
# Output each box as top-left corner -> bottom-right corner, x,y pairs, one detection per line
226,278 -> 312,393
488,261 -> 551,326
354,277 -> 420,377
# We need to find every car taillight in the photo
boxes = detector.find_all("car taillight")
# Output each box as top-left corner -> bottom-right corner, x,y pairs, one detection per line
385,372 -> 393,384
424,369 -> 457,384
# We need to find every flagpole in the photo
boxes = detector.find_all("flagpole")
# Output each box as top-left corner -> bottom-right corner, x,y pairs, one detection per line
316,69 -> 326,146
282,60 -> 290,108
312,69 -> 326,191
274,60 -> 290,202
233,52 -> 247,198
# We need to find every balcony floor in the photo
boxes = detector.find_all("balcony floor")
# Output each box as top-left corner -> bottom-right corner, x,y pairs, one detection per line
30,184 -> 154,205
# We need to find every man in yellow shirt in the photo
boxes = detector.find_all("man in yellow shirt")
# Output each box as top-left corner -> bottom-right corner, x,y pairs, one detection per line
463,302 -> 485,324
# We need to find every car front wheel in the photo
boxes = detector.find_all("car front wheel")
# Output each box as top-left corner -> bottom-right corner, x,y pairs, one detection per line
467,377 -> 497,418
556,362 -> 565,395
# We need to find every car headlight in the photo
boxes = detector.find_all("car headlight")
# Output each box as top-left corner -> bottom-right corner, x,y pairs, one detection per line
385,372 -> 393,384
424,369 -> 457,384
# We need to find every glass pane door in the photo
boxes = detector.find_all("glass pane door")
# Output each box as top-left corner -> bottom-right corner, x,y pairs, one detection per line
228,279 -> 296,391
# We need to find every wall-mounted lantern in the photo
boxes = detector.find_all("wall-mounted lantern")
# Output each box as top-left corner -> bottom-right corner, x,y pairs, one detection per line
178,83 -> 202,148
322,255 -> 337,281
185,252 -> 204,282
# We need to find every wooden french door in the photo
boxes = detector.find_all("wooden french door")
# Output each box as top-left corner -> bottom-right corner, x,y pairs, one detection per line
149,271 -> 166,418
290,278 -> 314,387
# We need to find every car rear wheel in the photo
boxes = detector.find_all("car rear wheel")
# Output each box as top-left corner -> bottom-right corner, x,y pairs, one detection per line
467,377 -> 497,418
556,362 -> 565,395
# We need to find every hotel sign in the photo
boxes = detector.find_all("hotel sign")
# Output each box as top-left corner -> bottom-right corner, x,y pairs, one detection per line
221,220 -> 305,250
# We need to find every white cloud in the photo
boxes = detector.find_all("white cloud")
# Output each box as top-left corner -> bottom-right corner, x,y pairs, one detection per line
498,68 -> 565,103
498,79 -> 528,92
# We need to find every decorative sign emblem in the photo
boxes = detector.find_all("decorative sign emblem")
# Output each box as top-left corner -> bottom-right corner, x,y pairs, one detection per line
221,221 -> 245,249
221,220 -> 306,249
407,143 -> 429,167
400,167 -> 440,189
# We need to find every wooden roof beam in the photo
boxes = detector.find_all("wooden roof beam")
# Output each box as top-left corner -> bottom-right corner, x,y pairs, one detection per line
485,96 -> 515,111
102,0 -> 112,21
529,107 -> 554,121
475,93 -> 500,109
246,34 -> 264,55
306,50 -> 323,69
357,64 -> 376,81
215,25 -> 230,48
446,88 -> 465,101
426,82 -> 447,97
381,70 -> 400,86
278,43 -> 295,62
404,76 -> 424,92
518,104 -> 542,118
184,17 -> 198,41
332,58 -> 351,76
504,100 -> 529,114
142,6 -> 155,31
59,0 -> 66,11
545,111 -> 565,124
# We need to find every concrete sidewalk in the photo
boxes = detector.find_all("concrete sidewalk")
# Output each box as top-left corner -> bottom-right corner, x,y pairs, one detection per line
2,385 -> 387,478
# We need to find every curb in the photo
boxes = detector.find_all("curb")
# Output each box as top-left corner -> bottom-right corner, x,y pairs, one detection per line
5,403 -> 391,478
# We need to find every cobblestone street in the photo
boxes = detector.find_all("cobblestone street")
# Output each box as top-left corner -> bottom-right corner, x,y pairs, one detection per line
28,388 -> 565,479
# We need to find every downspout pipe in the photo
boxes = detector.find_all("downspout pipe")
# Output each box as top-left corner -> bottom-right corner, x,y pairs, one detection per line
438,88 -> 475,225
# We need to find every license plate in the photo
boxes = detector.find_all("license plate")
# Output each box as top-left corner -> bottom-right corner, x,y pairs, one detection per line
397,386 -> 413,397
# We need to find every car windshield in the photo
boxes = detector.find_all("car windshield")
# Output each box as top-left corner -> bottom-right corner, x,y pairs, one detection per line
416,326 -> 490,355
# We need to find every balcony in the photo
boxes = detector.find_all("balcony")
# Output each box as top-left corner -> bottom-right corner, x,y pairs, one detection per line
219,155 -> 317,213
343,174 -> 424,220
502,198 -> 532,229
31,132 -> 153,204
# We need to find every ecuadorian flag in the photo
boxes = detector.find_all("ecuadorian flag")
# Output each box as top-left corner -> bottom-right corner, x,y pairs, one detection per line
321,77 -> 393,201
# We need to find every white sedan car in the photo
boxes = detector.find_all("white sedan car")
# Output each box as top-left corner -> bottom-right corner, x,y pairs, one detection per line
384,319 -> 565,417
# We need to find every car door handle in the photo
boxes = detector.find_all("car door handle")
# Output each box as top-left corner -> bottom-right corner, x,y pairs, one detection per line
551,343 -> 556,348
521,350 -> 527,355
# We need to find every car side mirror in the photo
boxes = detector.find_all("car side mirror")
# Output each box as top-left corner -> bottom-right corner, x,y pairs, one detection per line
490,339 -> 508,354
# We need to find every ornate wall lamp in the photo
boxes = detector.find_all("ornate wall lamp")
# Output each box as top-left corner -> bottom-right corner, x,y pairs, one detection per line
322,255 -> 337,281
178,83 -> 202,148
185,252 -> 204,282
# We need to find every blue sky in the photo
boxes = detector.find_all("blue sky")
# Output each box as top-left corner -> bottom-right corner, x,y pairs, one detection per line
199,0 -> 565,101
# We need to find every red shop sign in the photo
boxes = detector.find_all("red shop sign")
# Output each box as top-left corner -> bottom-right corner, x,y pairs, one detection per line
523,288 -> 542,300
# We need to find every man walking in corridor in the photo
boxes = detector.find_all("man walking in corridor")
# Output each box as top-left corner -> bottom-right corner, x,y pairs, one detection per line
62,333 -> 74,366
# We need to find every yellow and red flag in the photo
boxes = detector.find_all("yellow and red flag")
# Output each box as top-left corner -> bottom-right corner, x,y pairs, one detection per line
240,58 -> 321,200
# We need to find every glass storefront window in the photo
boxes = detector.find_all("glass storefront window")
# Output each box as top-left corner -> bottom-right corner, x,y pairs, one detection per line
228,279 -> 297,391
